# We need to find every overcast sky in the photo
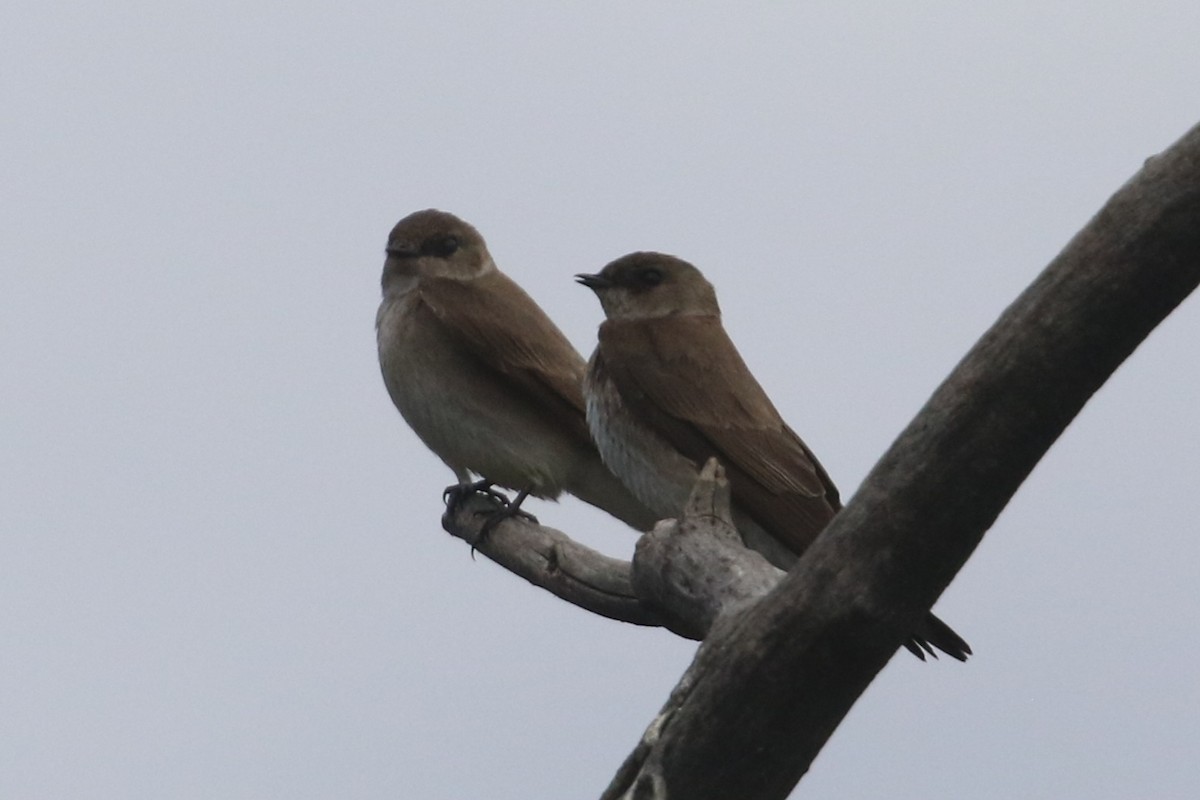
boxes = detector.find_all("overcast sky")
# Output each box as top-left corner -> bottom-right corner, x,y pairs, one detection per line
3,3 -> 1199,798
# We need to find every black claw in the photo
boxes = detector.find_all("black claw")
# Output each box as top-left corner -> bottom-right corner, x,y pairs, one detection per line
443,479 -> 511,510
471,488 -> 537,554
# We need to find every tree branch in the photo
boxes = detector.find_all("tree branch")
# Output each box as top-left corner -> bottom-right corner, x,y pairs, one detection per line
441,494 -> 667,630
441,459 -> 784,640
629,459 -> 784,640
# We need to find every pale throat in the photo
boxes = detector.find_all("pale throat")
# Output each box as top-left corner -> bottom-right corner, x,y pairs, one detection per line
600,294 -> 718,321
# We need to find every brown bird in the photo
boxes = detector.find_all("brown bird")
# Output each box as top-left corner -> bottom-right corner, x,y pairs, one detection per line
376,209 -> 658,533
578,252 -> 970,660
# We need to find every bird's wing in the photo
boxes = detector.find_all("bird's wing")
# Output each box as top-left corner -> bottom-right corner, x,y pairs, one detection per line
599,316 -> 840,553
419,273 -> 593,444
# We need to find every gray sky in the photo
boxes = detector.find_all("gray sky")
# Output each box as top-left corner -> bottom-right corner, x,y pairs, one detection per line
3,3 -> 1199,798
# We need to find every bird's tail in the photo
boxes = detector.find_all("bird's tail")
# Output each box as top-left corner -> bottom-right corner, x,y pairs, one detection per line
906,612 -> 972,661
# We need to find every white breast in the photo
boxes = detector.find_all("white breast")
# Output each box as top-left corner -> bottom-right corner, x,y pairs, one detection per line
376,291 -> 579,496
583,365 -> 699,520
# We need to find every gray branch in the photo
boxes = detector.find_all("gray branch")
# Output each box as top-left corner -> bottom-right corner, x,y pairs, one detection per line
441,459 -> 781,639
629,459 -> 783,640
441,495 -> 667,630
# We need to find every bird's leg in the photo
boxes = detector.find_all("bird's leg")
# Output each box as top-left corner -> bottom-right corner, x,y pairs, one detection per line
474,487 -> 539,545
440,481 -> 539,556
442,479 -> 511,511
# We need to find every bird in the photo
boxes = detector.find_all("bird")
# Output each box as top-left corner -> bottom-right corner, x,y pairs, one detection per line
375,209 -> 659,535
577,252 -> 971,660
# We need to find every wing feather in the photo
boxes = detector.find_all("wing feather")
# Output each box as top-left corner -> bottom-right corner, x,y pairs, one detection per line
599,316 -> 840,553
420,273 -> 593,445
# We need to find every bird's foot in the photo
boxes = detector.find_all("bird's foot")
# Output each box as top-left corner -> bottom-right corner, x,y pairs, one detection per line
472,488 -> 538,555
442,479 -> 511,512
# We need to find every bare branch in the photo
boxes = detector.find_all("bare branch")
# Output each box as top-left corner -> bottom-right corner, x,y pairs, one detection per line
441,494 -> 668,629
630,459 -> 783,639
441,460 -> 785,639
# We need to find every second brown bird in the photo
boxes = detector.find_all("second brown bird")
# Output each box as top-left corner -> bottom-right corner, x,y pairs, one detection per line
578,252 -> 970,660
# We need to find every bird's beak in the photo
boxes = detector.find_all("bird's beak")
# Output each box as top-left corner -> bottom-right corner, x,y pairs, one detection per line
386,245 -> 419,259
575,273 -> 613,290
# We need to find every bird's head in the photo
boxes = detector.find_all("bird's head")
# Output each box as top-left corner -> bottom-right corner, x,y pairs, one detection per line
576,252 -> 720,321
382,209 -> 494,294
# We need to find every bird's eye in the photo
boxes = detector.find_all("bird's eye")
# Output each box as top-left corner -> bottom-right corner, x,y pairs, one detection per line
425,235 -> 460,258
638,267 -> 664,286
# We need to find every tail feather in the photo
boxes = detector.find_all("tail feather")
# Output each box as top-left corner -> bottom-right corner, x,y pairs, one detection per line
907,612 -> 972,661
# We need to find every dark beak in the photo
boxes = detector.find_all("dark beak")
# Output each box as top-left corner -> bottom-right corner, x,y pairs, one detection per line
386,245 -> 418,259
575,273 -> 613,290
